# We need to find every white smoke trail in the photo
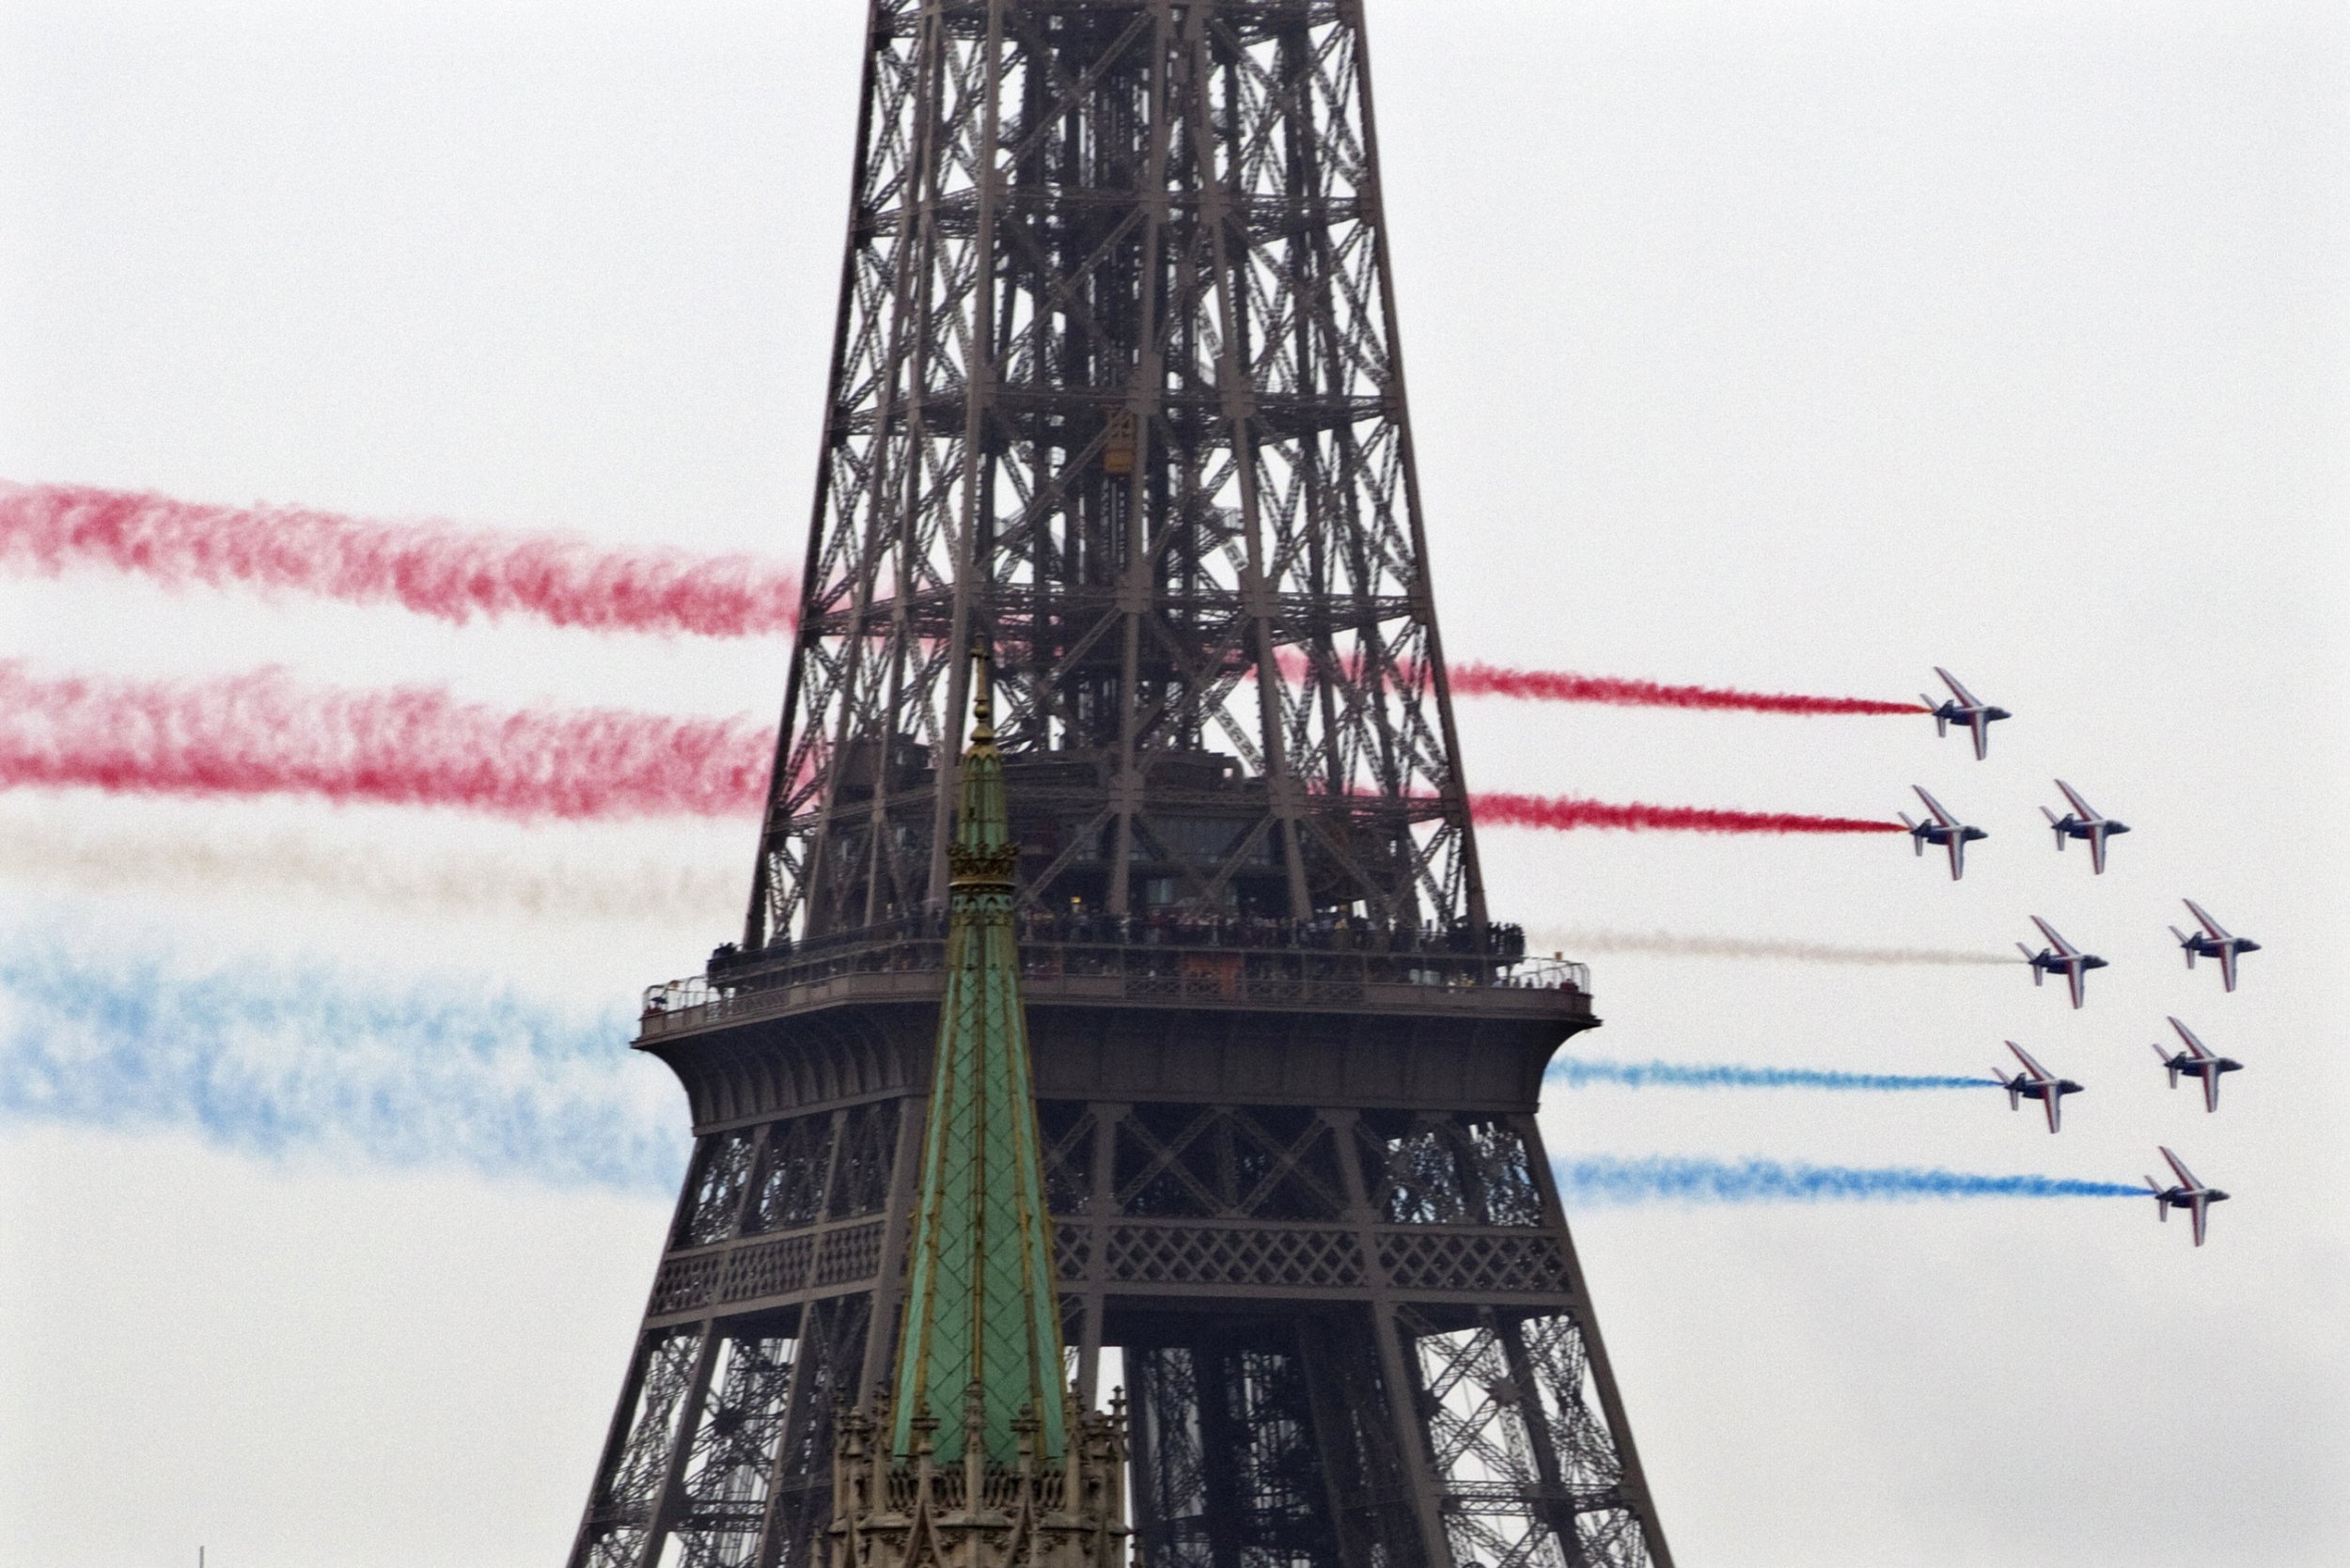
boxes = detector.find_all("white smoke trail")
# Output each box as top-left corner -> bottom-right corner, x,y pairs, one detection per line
1528,928 -> 2016,968
0,818 -> 743,926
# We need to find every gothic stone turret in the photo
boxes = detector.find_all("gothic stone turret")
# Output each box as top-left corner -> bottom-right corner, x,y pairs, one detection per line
829,1393 -> 1129,1568
829,653 -> 1130,1568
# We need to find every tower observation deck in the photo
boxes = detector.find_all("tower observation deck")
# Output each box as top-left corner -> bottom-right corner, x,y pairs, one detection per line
570,6 -> 1673,1566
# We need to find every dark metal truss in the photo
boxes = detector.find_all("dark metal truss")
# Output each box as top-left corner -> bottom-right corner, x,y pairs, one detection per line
574,1099 -> 1670,1568
574,1298 -> 870,1568
1405,1308 -> 1657,1568
747,0 -> 1488,944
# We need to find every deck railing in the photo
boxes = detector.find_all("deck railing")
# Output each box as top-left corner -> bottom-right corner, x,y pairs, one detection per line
641,926 -> 1589,1038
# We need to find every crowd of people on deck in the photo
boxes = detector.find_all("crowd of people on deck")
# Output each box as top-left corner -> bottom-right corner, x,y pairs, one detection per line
713,902 -> 1528,967
1010,903 -> 1530,958
669,905 -> 1560,1014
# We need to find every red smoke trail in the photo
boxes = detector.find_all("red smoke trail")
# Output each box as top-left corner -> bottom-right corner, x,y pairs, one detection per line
0,484 -> 1913,720
1472,792 -> 1902,836
0,663 -> 774,821
0,483 -> 800,638
1271,649 -> 1919,715
1449,662 -> 1922,716
0,663 -> 1904,834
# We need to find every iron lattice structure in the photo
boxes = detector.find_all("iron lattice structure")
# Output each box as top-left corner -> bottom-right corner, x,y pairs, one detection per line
745,0 -> 1486,944
572,6 -> 1674,1568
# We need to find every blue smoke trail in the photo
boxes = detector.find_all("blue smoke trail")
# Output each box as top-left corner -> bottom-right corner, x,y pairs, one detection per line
1548,1058 -> 1989,1091
1557,1155 -> 2144,1206
0,938 -> 685,1193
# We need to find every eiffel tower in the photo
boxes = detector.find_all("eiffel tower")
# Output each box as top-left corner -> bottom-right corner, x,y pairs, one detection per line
570,5 -> 1673,1565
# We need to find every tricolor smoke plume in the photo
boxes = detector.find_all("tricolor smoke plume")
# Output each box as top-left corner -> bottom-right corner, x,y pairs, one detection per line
1556,1155 -> 2142,1206
1449,663 -> 1922,716
0,663 -> 775,821
0,816 -> 742,924
1546,1059 -> 1988,1091
1528,929 -> 2016,968
1474,792 -> 1901,837
0,482 -> 800,638
0,939 -> 683,1191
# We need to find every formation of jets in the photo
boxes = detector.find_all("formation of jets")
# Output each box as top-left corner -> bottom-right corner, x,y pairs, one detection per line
2018,917 -> 2106,1011
2042,780 -> 2128,875
1923,666 -> 2011,760
2146,1147 -> 2230,1247
2172,899 -> 2261,993
1900,787 -> 1986,880
1904,668 -> 2255,1247
1996,1042 -> 2082,1134
2151,1017 -> 2242,1114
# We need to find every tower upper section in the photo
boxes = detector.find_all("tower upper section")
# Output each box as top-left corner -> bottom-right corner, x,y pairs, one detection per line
748,1 -> 1486,949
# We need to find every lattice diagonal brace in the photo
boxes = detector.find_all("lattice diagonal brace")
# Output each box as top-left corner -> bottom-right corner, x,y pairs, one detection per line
746,0 -> 1488,945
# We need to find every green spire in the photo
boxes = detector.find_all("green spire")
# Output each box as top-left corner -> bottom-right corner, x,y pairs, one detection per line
889,647 -> 1067,1464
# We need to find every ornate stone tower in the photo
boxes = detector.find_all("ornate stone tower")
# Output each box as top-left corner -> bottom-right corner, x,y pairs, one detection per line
569,6 -> 1673,1567
827,653 -> 1129,1568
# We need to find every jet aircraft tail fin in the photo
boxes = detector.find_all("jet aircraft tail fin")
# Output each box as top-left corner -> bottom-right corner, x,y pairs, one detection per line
2041,805 -> 2066,850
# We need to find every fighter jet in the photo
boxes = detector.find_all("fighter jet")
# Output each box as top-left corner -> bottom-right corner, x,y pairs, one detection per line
1993,1041 -> 2083,1133
1898,787 -> 1989,881
2017,917 -> 2107,1010
2170,899 -> 2261,994
2151,1016 -> 2243,1114
2041,780 -> 2130,875
2145,1146 -> 2230,1247
1922,666 -> 2011,760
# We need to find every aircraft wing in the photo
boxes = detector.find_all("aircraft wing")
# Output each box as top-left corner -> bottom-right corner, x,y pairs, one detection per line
1935,666 -> 1982,708
1913,786 -> 1959,827
2055,779 -> 2097,820
2169,1017 -> 2213,1061
2066,963 -> 2088,1010
2217,947 -> 2241,993
2005,1041 -> 2056,1084
2202,1068 -> 2222,1114
2160,1146 -> 2202,1191
2184,899 -> 2231,940
2190,1197 -> 2210,1247
2030,917 -> 2079,957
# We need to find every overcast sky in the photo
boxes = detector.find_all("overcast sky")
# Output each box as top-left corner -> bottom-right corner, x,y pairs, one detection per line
2,3 -> 2345,1565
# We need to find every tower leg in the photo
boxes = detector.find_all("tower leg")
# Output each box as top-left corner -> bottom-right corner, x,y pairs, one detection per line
1130,1328 -> 1349,1568
571,1325 -> 709,1568
758,1294 -> 870,1568
1296,1313 -> 1420,1568
1370,1305 -> 1460,1568
1402,1306 -> 1664,1568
